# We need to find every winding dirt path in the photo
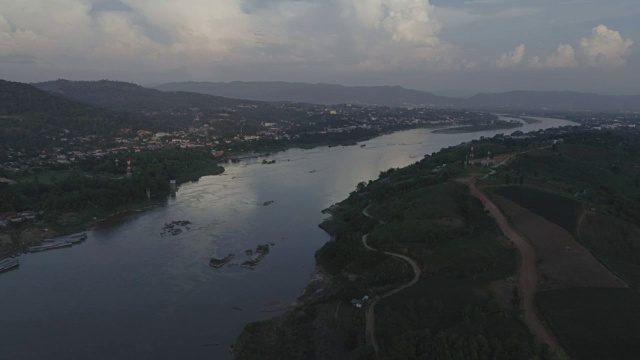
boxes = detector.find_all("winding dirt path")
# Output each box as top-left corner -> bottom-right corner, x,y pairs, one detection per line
361,207 -> 421,353
458,175 -> 559,350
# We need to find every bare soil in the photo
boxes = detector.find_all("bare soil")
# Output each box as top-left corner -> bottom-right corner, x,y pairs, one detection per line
458,176 -> 560,350
492,194 -> 627,290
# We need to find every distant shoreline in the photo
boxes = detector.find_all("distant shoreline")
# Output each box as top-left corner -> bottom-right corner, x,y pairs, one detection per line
0,166 -> 225,258
432,121 -> 523,134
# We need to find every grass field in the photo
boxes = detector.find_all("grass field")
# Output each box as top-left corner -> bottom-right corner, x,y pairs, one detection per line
508,146 -> 640,224
536,287 -> 640,360
578,212 -> 640,290
492,185 -> 581,233
510,150 -> 616,189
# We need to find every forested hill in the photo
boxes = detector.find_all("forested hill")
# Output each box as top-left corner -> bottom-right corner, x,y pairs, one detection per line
155,81 -> 461,107
34,79 -> 265,112
0,80 -> 148,150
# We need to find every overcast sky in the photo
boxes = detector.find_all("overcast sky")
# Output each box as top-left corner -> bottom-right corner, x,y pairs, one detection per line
1,0 -> 639,94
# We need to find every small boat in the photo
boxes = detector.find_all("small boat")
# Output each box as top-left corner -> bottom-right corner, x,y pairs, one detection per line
0,257 -> 19,273
28,241 -> 72,253
68,233 -> 87,244
68,237 -> 83,244
69,232 -> 87,239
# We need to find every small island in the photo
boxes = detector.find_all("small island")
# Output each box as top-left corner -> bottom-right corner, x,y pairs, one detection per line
161,220 -> 192,236
240,244 -> 271,269
209,254 -> 236,268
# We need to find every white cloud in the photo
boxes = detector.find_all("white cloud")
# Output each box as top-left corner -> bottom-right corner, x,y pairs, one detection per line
579,24 -> 633,68
527,25 -> 633,69
336,0 -> 455,70
351,0 -> 441,45
0,0 -> 455,77
529,44 -> 577,69
1,1 -> 636,87
495,44 -> 525,68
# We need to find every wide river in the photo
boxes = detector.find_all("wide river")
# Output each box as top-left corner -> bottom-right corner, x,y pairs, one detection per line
0,116 -> 576,359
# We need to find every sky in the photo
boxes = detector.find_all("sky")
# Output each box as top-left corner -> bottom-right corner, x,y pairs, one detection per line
1,0 -> 639,95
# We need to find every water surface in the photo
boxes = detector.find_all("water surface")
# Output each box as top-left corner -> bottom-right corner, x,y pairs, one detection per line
0,116 -> 576,359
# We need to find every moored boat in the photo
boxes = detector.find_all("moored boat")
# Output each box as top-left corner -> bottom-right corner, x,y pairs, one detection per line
28,241 -> 72,253
68,233 -> 87,244
0,257 -> 19,273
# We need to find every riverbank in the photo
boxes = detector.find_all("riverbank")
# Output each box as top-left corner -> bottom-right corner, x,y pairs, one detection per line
0,165 -> 225,258
432,120 -> 523,134
233,128 -> 582,359
0,199 -> 165,258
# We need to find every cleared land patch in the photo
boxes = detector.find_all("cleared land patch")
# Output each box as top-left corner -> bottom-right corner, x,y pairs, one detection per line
493,186 -> 581,233
491,194 -> 626,290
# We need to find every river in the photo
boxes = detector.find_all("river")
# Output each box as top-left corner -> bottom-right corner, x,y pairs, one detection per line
0,116 -> 576,359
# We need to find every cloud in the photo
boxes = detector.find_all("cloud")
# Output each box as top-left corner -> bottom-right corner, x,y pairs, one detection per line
527,25 -> 633,69
579,24 -> 633,68
0,0 -> 455,78
529,44 -> 578,69
495,44 -> 525,68
348,0 -> 441,45
334,0 -> 456,70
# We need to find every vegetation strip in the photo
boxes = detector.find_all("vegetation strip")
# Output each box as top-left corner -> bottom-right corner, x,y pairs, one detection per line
361,206 -> 422,353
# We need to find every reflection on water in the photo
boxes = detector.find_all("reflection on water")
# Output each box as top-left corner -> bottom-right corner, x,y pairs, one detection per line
0,117 -> 576,359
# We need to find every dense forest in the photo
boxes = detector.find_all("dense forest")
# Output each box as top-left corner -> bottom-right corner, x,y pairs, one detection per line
0,148 -> 223,214
0,147 -> 223,258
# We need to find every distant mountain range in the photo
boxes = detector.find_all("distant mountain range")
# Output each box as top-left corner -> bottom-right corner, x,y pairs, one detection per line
155,81 -> 461,108
0,80 -> 150,150
155,81 -> 640,111
26,79 -> 640,111
34,79 -> 263,112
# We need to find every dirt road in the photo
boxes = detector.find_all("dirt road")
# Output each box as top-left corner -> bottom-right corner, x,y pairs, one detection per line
361,207 -> 421,353
459,176 -> 559,349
